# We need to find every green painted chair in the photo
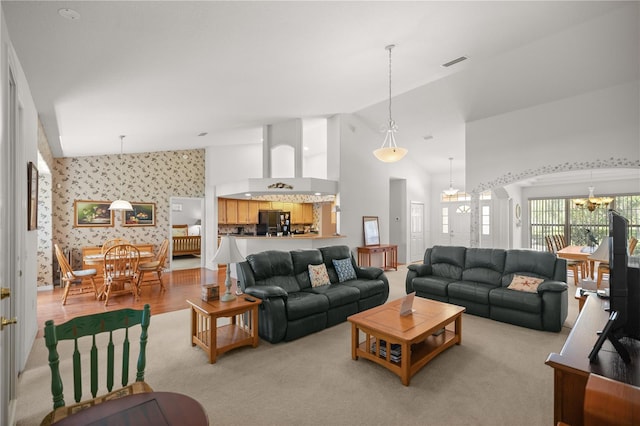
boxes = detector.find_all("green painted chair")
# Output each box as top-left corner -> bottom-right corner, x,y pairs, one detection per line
41,304 -> 152,425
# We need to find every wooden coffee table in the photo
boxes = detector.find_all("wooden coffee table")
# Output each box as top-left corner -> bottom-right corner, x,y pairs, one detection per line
348,297 -> 465,386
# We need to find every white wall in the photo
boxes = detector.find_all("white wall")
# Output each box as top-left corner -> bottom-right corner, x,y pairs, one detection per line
205,143 -> 262,267
335,113 -> 430,263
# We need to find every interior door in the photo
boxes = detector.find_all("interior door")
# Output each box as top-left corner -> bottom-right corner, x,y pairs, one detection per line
449,203 -> 471,247
1,66 -> 19,426
410,202 -> 425,262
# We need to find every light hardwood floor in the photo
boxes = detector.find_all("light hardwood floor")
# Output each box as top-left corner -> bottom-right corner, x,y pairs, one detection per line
36,267 -> 224,337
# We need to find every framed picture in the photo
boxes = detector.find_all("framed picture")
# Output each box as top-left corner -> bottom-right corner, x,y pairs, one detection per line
27,162 -> 38,230
363,216 -> 380,246
123,202 -> 156,227
74,200 -> 114,227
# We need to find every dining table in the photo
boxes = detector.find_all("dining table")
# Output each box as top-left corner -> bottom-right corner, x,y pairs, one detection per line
52,391 -> 209,425
556,245 -> 596,279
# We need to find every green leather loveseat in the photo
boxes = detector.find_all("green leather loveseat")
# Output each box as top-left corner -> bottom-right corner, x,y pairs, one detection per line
237,245 -> 389,343
405,246 -> 568,332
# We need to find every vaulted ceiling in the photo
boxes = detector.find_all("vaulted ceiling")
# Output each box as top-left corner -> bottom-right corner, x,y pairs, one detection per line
2,1 -> 634,176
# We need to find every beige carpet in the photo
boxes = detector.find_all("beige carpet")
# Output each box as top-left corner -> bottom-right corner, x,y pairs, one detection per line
16,265 -> 581,426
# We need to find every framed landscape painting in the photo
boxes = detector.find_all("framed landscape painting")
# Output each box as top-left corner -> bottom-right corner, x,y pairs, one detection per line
74,200 -> 114,227
123,202 -> 156,227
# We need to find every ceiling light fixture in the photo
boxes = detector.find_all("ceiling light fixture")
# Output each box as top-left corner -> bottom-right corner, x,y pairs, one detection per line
58,8 -> 81,21
443,157 -> 459,196
574,186 -> 613,212
109,135 -> 133,211
373,44 -> 407,163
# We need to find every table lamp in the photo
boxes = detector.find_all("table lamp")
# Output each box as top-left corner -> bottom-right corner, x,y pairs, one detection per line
212,236 -> 245,302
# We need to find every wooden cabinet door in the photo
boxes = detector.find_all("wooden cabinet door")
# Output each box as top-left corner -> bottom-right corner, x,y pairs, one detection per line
248,201 -> 259,224
218,198 -> 227,224
237,200 -> 249,224
226,199 -> 238,224
259,201 -> 271,211
271,201 -> 283,210
291,203 -> 302,224
302,203 -> 313,224
282,202 -> 293,213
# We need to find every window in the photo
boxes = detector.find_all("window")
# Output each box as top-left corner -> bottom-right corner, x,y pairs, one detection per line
529,195 -> 640,253
442,207 -> 449,234
482,205 -> 490,235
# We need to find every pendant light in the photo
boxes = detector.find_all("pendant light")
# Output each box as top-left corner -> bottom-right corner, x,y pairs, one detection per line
109,135 -> 133,211
373,44 -> 408,163
443,157 -> 459,196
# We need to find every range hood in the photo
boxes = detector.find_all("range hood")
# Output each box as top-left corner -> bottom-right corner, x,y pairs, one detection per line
216,177 -> 338,202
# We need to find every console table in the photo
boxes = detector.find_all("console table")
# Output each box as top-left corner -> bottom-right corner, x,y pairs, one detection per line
357,244 -> 398,271
545,295 -> 640,426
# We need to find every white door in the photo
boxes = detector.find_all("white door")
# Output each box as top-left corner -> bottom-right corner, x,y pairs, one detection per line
1,67 -> 19,426
449,203 -> 471,247
410,202 -> 425,262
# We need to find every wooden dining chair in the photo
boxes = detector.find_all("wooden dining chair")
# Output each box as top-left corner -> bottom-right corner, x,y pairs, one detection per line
102,237 -> 131,254
54,244 -> 99,305
41,304 -> 152,425
136,238 -> 169,295
548,235 -> 584,285
102,244 -> 140,306
597,237 -> 638,288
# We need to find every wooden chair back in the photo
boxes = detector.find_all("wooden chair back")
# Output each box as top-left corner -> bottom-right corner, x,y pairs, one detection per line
553,234 -> 567,250
102,244 -> 140,305
43,304 -> 151,411
545,236 -> 557,253
54,243 -> 98,305
629,237 -> 638,255
102,238 -> 131,254
136,239 -> 169,294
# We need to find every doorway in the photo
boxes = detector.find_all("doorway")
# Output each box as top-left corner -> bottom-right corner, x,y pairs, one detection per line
169,197 -> 204,270
410,202 -> 425,262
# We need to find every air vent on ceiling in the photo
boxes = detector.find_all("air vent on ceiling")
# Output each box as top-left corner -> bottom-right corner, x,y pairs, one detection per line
442,56 -> 468,68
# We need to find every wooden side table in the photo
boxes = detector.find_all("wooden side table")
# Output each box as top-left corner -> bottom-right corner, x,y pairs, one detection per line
357,244 -> 398,271
187,295 -> 261,364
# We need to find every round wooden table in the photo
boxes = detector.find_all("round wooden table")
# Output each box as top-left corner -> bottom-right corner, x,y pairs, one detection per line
52,391 -> 208,425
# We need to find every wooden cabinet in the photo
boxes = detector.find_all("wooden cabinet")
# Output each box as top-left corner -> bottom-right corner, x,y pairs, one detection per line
218,199 -> 227,224
282,202 -> 293,213
291,203 -> 302,224
248,201 -> 259,224
259,201 -> 271,211
302,203 -> 313,224
270,201 -> 283,210
237,200 -> 249,224
225,199 -> 238,224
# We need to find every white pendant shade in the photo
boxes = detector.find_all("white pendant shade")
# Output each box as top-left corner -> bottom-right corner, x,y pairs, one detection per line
443,187 -> 459,196
373,146 -> 408,163
109,135 -> 132,211
373,44 -> 408,163
109,199 -> 133,211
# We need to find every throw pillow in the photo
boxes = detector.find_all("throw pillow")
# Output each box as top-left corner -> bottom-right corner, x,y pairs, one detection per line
507,275 -> 544,293
308,264 -> 330,288
332,258 -> 357,282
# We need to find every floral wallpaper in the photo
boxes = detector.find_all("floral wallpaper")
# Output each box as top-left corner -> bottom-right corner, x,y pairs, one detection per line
37,121 -> 54,287
52,149 -> 205,269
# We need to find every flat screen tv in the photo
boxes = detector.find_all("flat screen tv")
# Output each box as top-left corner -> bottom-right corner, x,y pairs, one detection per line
588,210 -> 640,363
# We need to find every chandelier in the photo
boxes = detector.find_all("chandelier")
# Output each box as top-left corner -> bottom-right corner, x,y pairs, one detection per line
574,186 -> 613,212
373,44 -> 408,163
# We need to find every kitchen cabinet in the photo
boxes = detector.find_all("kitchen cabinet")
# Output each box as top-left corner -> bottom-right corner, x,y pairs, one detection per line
303,203 -> 313,224
271,201 -> 283,210
282,202 -> 293,213
237,200 -> 249,224
218,198 -> 227,224
259,201 -> 271,211
291,203 -> 302,224
225,199 -> 238,224
248,201 -> 259,224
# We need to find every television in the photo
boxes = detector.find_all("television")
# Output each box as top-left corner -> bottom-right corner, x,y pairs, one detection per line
588,210 -> 640,363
